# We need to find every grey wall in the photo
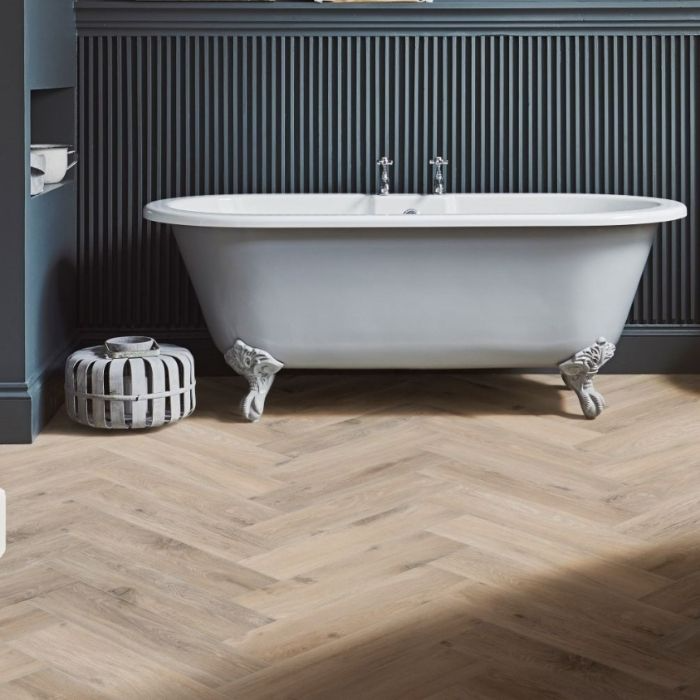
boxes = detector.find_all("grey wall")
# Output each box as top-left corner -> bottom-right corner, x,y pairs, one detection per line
75,2 -> 700,370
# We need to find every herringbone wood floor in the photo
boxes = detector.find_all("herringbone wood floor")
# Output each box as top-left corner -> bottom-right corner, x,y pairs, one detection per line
1,371 -> 700,699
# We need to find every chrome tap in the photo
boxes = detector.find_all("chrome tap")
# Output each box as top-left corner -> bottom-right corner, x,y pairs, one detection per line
429,156 -> 449,195
376,156 -> 394,196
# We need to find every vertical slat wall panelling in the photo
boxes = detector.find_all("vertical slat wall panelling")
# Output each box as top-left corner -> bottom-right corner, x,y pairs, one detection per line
77,34 -> 700,335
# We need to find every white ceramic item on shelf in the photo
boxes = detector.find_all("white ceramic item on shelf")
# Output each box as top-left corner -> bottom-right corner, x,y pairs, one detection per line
30,152 -> 46,195
30,144 -> 78,185
30,166 -> 45,196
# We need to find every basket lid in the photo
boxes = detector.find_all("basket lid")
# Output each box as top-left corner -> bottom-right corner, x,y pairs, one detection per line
105,336 -> 160,359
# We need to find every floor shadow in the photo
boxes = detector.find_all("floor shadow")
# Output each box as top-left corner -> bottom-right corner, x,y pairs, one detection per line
195,371 -> 578,424
44,371 -> 584,437
210,538 -> 700,698
664,374 -> 700,396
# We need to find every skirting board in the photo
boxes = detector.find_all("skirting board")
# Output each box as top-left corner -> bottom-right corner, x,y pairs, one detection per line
0,340 -> 76,444
0,389 -> 33,444
0,374 -> 65,444
607,328 -> 700,374
78,327 -> 700,376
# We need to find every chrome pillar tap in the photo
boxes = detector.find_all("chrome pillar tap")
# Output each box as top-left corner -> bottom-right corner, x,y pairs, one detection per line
376,156 -> 394,196
429,156 -> 449,195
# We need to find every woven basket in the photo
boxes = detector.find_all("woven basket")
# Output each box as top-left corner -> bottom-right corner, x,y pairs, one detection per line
65,336 -> 196,429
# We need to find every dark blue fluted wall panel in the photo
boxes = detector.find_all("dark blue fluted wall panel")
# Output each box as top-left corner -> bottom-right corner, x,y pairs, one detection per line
77,34 -> 699,333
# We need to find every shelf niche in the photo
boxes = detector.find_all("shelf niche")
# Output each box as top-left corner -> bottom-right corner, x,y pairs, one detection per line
30,87 -> 76,198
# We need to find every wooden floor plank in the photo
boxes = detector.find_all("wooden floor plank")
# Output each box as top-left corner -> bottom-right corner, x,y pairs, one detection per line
0,645 -> 45,684
7,668 -> 115,700
48,541 -> 273,641
31,582 -> 263,687
7,622 -> 226,700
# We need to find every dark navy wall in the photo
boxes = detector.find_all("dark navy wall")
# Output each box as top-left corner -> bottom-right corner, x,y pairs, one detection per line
75,1 -> 700,370
0,0 -> 76,443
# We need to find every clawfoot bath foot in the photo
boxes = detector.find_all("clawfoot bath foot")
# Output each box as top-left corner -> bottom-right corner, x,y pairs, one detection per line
224,340 -> 284,422
558,338 -> 616,419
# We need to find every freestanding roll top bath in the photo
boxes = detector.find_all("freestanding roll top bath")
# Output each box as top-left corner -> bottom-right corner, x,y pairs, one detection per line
144,193 -> 686,421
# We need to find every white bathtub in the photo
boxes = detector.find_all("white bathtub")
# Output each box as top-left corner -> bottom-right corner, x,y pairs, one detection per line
144,193 -> 686,420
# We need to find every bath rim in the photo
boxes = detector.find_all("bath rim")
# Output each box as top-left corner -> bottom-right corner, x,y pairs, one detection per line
143,192 -> 687,230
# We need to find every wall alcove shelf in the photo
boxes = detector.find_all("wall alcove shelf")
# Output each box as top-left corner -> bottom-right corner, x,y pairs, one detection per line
0,0 -> 76,443
31,182 -> 72,199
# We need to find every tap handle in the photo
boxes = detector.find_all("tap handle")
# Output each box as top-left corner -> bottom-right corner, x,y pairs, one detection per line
377,156 -> 394,195
430,156 -> 448,195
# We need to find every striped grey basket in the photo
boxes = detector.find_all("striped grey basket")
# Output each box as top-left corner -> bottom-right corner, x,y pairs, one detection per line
65,336 -> 196,429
